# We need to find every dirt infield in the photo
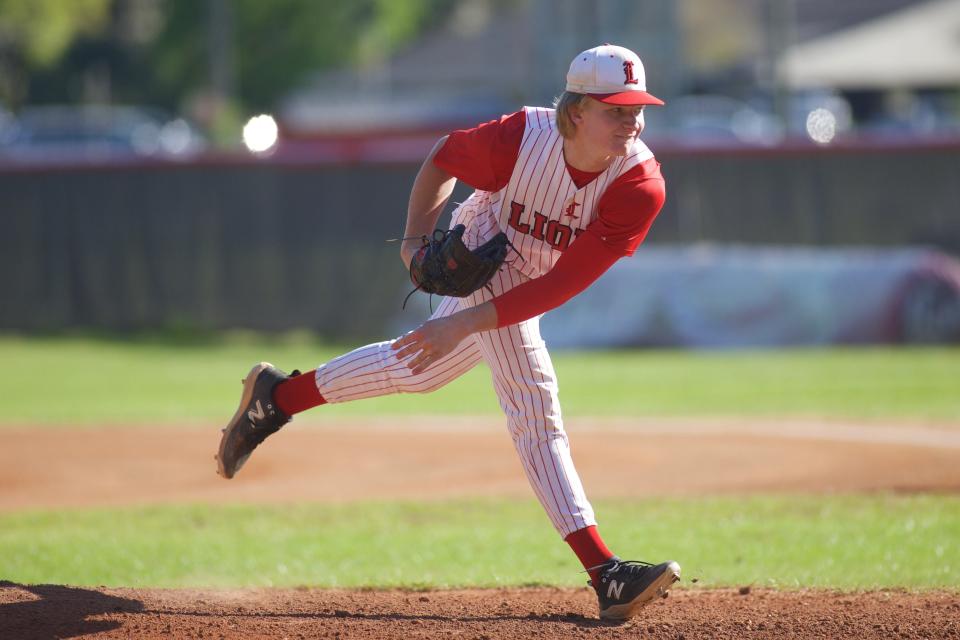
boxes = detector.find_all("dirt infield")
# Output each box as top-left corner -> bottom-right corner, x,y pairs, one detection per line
1,583 -> 958,639
3,417 -> 960,511
3,417 -> 959,638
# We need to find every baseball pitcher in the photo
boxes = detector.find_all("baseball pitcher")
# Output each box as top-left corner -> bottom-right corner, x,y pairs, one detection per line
216,44 -> 679,622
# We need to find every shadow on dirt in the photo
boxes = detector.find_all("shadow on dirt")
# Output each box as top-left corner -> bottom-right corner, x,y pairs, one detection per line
146,606 -> 622,629
0,581 -> 143,640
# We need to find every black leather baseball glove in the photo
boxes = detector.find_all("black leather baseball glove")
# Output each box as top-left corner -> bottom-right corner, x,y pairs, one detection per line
408,224 -> 510,298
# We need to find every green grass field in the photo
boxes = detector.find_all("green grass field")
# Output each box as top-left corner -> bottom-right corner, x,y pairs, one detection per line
2,334 -> 958,592
1,496 -> 957,590
1,334 -> 958,424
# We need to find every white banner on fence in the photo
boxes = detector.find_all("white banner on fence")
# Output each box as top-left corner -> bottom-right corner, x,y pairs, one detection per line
538,245 -> 960,348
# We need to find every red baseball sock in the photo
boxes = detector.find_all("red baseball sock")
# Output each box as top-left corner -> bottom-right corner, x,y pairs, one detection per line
273,369 -> 326,416
565,525 -> 615,586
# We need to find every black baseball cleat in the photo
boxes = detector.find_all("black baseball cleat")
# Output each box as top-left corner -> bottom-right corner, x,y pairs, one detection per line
591,557 -> 681,621
215,362 -> 297,479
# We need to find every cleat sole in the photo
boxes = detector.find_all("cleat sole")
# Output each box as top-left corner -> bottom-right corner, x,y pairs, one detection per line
216,362 -> 274,479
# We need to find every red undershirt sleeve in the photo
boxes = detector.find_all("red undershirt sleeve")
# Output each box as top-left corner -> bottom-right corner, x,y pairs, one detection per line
590,158 -> 666,256
432,111 -> 525,192
491,231 -> 621,328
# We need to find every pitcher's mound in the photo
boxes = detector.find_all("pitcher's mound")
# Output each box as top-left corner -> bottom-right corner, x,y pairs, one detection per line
1,583 -> 957,639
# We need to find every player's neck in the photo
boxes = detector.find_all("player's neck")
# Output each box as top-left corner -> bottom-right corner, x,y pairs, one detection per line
562,138 -> 614,173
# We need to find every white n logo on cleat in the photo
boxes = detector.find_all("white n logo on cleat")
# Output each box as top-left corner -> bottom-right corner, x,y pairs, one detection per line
248,400 -> 265,423
607,580 -> 624,599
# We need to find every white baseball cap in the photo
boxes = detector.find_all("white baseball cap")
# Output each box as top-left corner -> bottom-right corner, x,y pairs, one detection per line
565,44 -> 664,106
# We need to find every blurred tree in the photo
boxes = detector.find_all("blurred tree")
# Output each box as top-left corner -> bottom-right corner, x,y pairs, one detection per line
0,0 -> 111,107
678,0 -> 762,72
149,0 -> 454,142
4,0 -> 453,143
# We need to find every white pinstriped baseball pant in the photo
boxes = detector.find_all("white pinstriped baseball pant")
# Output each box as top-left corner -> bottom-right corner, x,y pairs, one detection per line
313,263 -> 596,538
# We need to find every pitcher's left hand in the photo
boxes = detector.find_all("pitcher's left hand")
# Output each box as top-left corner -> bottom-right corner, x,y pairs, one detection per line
391,315 -> 469,375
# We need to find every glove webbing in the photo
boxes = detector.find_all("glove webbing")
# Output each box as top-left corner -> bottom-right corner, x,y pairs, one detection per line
398,229 -> 521,312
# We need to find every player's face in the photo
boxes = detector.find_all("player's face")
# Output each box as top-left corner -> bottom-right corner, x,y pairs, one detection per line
575,99 -> 646,156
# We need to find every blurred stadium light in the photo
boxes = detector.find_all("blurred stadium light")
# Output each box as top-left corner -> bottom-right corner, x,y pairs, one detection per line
242,114 -> 279,155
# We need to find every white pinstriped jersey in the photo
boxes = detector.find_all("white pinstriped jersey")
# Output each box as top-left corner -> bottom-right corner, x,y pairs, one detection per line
486,106 -> 654,280
312,106 -> 662,539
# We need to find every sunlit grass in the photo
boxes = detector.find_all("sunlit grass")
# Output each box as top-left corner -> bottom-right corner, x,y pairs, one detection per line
1,495 -> 956,589
0,333 -> 957,425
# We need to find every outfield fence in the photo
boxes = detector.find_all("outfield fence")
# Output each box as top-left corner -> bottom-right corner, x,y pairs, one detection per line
1,140 -> 958,340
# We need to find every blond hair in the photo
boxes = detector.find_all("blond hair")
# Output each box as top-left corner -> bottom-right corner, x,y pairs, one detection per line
553,91 -> 590,138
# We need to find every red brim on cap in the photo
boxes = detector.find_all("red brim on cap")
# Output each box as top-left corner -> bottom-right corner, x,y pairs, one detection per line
588,91 -> 665,106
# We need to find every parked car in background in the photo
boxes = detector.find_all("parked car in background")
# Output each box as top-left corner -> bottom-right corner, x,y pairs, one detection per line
0,105 -> 206,163
0,107 -> 13,143
643,94 -> 784,147
857,91 -> 960,140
